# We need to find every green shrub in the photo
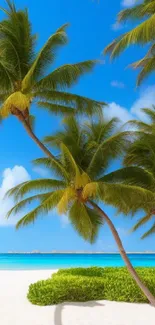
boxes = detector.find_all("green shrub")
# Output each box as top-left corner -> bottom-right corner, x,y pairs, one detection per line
55,266 -> 106,278
28,275 -> 105,305
27,267 -> 155,306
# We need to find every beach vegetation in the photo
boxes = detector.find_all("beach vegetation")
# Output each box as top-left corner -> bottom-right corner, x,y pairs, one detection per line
27,267 -> 155,305
6,114 -> 155,306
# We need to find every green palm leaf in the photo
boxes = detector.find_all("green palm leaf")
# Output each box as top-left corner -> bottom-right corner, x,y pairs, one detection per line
118,1 -> 155,23
141,222 -> 155,239
37,102 -> 75,115
6,193 -> 51,218
100,166 -> 155,190
35,60 -> 98,90
15,189 -> 64,229
69,201 -> 102,243
32,157 -> 70,181
131,213 -> 152,232
87,131 -> 129,177
35,90 -> 105,115
22,24 -> 68,91
98,182 -> 155,215
6,178 -> 65,200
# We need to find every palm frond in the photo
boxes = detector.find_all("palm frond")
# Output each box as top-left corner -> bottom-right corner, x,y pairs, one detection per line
105,14 -> 155,59
136,57 -> 155,85
87,131 -> 129,177
6,193 -> 51,218
0,8 -> 36,79
37,102 -> 75,115
131,213 -> 152,232
97,182 -> 155,215
69,200 -> 102,243
57,187 -> 75,214
6,178 -> 65,200
16,189 -> 64,229
124,134 -> 155,172
127,119 -> 154,133
32,157 -> 70,181
118,2 -> 155,23
22,24 -> 68,91
83,182 -> 99,200
141,222 -> 155,239
0,59 -> 15,93
142,107 -> 155,123
35,60 -> 98,90
35,90 -> 105,115
60,143 -> 82,187
100,166 -> 155,190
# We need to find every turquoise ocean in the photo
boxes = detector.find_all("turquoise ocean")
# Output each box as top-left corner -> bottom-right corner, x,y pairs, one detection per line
0,253 -> 155,270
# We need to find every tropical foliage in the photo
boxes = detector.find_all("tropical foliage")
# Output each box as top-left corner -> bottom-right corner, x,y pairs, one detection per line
104,0 -> 155,85
28,267 -> 155,305
2,0 -> 155,306
5,103 -> 155,305
0,1 -> 104,157
6,115 -> 155,241
123,106 -> 155,239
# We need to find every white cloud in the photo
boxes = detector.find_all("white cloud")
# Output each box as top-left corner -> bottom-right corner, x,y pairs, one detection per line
122,0 -> 136,7
106,102 -> 133,123
106,85 -> 155,123
111,22 -> 123,31
111,80 -> 125,89
0,166 -> 31,226
131,85 -> 155,120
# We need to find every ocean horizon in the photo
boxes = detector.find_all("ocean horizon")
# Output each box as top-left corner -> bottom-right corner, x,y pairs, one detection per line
0,253 -> 155,270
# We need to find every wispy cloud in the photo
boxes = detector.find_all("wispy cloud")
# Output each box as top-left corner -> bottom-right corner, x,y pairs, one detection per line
111,80 -> 125,89
117,227 -> 128,236
106,85 -> 155,123
122,0 -> 136,7
33,166 -> 50,178
111,22 -> 123,31
0,166 -> 31,226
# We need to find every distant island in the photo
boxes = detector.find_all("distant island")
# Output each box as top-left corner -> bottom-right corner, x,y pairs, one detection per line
5,251 -> 155,254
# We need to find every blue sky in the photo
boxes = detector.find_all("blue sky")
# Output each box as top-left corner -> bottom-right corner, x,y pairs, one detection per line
0,0 -> 155,253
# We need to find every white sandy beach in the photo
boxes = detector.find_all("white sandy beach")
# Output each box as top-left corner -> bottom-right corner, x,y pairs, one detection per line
0,270 -> 155,325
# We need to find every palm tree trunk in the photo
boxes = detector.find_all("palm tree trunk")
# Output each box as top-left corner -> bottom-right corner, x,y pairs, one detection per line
89,200 -> 155,307
20,118 -> 55,160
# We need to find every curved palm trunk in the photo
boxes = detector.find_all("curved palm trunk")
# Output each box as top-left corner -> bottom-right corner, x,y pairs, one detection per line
19,118 -> 55,160
89,201 -> 155,307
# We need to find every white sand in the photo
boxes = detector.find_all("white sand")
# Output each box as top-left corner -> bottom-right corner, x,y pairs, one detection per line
0,270 -> 155,325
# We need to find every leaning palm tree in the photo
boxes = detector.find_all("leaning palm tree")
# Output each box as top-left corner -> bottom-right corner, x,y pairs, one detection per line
104,0 -> 155,85
0,0 -> 104,158
6,115 -> 155,305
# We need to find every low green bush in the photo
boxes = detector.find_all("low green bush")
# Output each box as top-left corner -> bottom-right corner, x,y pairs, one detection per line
27,267 -> 155,306
28,275 -> 104,305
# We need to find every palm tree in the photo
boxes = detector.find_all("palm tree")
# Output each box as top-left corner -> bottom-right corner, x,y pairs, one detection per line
0,0 -> 104,159
104,0 -> 155,85
123,106 -> 155,239
6,115 -> 155,305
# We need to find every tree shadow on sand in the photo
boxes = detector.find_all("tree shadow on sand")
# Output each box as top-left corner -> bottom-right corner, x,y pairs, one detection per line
54,301 -> 104,325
